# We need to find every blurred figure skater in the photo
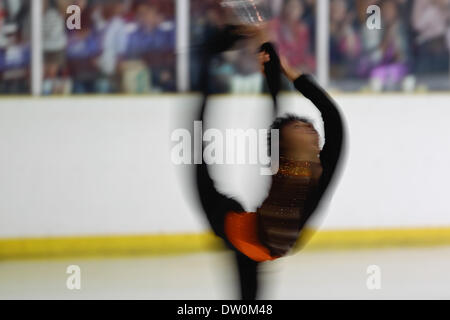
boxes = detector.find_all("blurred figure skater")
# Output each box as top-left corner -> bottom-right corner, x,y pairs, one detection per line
195,25 -> 346,300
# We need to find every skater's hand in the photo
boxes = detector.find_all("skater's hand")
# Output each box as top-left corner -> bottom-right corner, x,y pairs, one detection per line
258,52 -> 302,81
258,51 -> 271,74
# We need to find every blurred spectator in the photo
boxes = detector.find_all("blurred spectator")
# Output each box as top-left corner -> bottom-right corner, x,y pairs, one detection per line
65,2 -> 102,94
42,0 -> 69,94
356,0 -> 411,91
227,46 -> 264,94
125,3 -> 173,57
121,0 -> 175,93
189,0 -> 226,92
411,0 -> 450,74
92,0 -> 128,93
0,0 -> 30,94
270,0 -> 315,74
329,0 -> 361,78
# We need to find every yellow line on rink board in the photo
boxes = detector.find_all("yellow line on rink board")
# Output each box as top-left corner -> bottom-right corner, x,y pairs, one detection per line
1,227 -> 450,261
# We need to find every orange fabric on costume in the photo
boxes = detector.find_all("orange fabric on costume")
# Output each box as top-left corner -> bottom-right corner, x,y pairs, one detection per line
224,211 -> 281,262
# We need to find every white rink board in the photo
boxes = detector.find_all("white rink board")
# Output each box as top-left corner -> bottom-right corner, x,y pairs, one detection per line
0,93 -> 449,238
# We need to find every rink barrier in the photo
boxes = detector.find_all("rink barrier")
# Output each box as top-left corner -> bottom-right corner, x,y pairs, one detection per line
1,227 -> 450,260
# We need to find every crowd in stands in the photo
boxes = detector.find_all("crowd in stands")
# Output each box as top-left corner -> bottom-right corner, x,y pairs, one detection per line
0,0 -> 175,94
0,0 -> 449,94
191,0 -> 450,92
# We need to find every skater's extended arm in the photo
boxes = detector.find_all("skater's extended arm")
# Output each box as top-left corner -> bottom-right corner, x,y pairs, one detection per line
195,25 -> 247,236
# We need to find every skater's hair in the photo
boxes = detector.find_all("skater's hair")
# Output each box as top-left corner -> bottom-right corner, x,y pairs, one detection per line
267,113 -> 315,156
